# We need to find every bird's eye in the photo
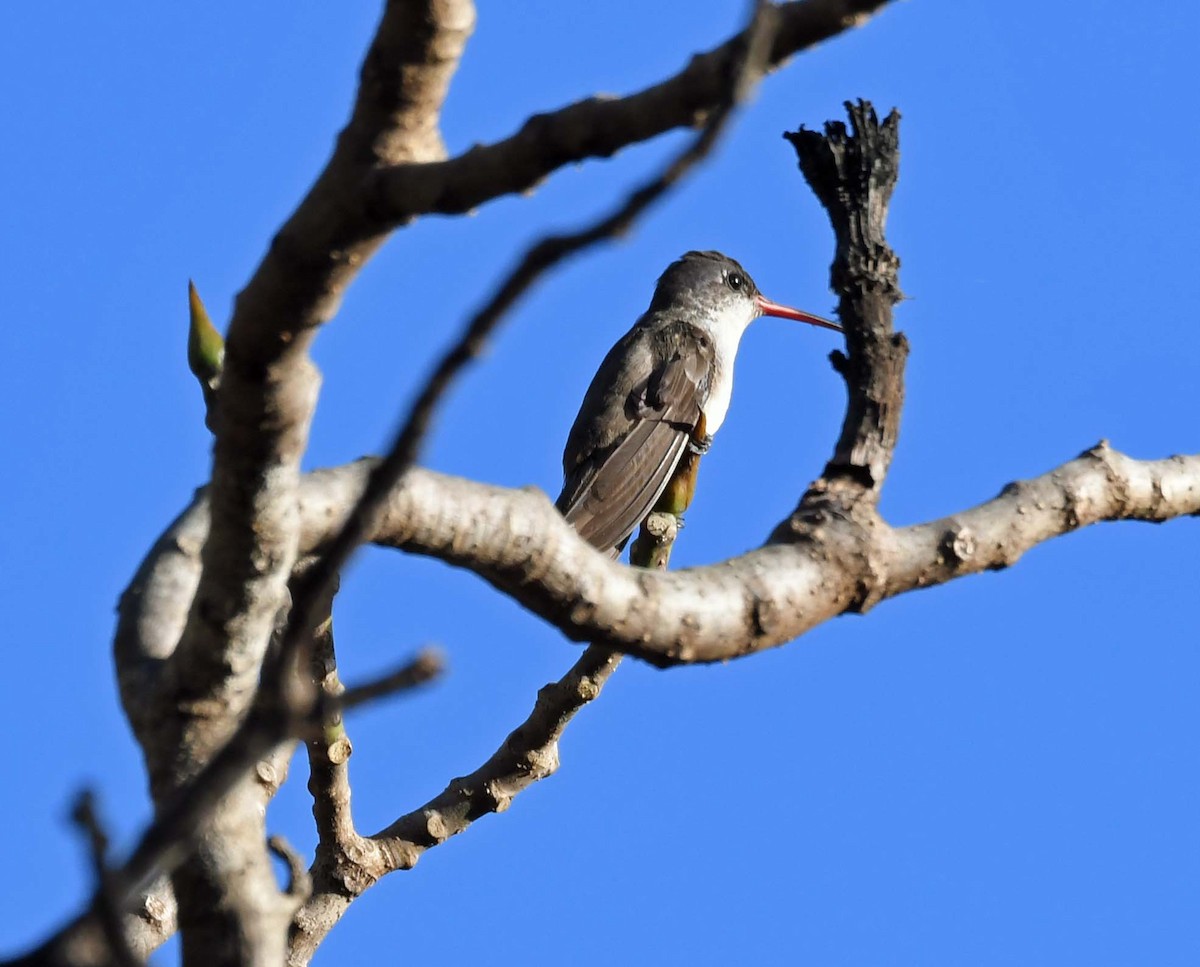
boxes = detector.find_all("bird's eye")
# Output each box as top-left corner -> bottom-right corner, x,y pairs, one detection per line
727,272 -> 745,291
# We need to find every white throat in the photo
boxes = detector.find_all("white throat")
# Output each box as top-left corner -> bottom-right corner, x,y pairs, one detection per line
697,307 -> 755,435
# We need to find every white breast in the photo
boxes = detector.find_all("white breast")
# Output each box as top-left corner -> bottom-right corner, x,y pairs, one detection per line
699,321 -> 746,435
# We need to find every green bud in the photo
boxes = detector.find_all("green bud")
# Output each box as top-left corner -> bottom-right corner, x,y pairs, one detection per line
187,279 -> 224,391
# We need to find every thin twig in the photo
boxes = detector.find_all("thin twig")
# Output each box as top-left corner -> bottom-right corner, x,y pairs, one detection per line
71,791 -> 143,967
268,836 -> 313,909
302,589 -> 359,880
288,644 -> 622,964
338,648 -> 445,712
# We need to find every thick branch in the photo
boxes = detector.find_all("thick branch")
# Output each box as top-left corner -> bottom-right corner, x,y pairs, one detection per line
165,0 -> 475,769
370,0 -> 898,222
783,101 -> 906,508
117,443 -> 1200,684
137,6 -> 475,965
356,446 -> 1200,662
883,442 -> 1200,593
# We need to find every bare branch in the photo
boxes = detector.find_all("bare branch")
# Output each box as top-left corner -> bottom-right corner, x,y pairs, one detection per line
339,649 -> 445,712
70,793 -> 142,967
300,632 -> 444,939
883,442 -> 1200,594
122,445 -> 1200,702
72,445 -> 1199,956
350,0 -> 477,167
289,478 -> 682,962
289,646 -> 621,965
32,575 -> 441,964
127,886 -> 176,963
133,4 -> 475,963
300,596 -> 362,924
284,11 -> 782,952
165,0 -> 475,755
267,836 -> 312,910
10,883 -> 176,967
99,17 -> 888,961
370,0 -> 899,222
783,102 -> 906,505
359,446 -> 1200,663
117,440 -> 1200,698
629,511 -> 683,571
374,646 -> 620,858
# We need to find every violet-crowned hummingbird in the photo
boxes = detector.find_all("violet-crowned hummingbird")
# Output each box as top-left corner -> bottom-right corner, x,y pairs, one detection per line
557,250 -> 842,555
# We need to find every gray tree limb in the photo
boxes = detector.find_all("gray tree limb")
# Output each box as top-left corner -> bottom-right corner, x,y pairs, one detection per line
152,3 -> 476,964
369,0 -> 898,222
118,444 -> 1200,689
13,883 -> 175,967
359,452 -> 1200,666
91,10 -> 785,959
289,643 -> 621,966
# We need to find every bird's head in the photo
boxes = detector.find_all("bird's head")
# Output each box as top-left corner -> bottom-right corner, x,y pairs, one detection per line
650,250 -> 841,338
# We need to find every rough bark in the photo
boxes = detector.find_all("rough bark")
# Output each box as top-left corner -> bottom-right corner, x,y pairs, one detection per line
147,3 -> 476,965
783,102 -> 906,502
369,0 -> 898,223
128,445 -> 1200,681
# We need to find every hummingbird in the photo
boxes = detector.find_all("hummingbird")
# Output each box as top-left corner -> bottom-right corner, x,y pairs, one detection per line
556,250 -> 842,555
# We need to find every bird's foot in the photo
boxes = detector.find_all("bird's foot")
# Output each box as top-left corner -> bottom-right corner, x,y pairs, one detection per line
688,434 -> 712,456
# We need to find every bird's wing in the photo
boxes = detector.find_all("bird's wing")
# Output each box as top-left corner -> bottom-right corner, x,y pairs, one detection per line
557,346 -> 706,553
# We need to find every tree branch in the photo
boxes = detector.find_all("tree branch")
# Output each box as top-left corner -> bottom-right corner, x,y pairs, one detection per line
339,650 -> 445,712
136,5 -> 476,964
350,446 -> 1200,663
289,645 -> 621,965
302,602 -> 360,932
291,455 -> 683,964
96,18 -> 893,964
883,442 -> 1200,594
369,0 -> 898,223
302,622 -> 442,942
783,101 -> 906,504
116,444 -> 1200,708
164,0 -> 475,766
9,883 -> 176,967
69,793 -> 141,967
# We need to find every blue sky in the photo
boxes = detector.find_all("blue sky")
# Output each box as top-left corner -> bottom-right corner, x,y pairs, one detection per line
2,2 -> 1198,964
